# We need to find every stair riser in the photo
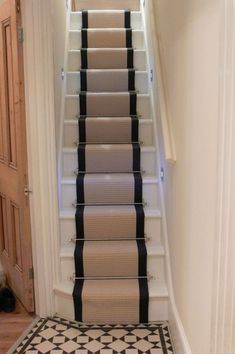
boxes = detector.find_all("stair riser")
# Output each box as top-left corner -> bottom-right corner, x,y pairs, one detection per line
72,0 -> 140,11
65,95 -> 151,120
60,254 -> 166,282
61,183 -> 159,209
63,120 -> 154,147
54,291 -> 168,322
68,50 -> 147,71
66,71 -> 149,94
62,149 -> 156,177
60,215 -> 162,248
70,12 -> 142,31
69,30 -> 144,50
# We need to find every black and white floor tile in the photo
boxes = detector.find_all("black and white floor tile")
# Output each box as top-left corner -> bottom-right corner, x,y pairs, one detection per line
14,317 -> 174,354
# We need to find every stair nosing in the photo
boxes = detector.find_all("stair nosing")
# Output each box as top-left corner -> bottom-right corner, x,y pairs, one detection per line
61,175 -> 158,184
64,118 -> 153,125
59,208 -> 161,220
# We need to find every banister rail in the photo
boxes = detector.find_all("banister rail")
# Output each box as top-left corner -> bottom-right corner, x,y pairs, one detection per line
142,0 -> 176,163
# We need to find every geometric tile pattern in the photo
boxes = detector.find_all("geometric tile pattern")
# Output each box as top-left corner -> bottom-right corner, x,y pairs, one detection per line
14,317 -> 174,354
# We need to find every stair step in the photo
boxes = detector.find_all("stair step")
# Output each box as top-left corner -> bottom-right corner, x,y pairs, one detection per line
66,71 -> 148,94
65,93 -> 151,120
54,280 -> 169,322
64,118 -> 154,147
59,208 -> 162,248
62,146 -> 156,177
70,11 -> 142,30
60,244 -> 166,281
67,49 -> 147,71
69,30 -> 144,50
71,0 -> 140,11
60,176 -> 159,209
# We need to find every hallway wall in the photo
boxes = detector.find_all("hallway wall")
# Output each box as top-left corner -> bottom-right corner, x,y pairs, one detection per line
154,1 -> 220,353
52,0 -> 67,152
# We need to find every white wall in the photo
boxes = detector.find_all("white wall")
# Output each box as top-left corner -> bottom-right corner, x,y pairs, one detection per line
52,0 -> 67,150
154,1 -> 220,353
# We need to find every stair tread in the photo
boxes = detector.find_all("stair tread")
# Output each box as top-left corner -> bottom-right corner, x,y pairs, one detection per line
64,118 -> 153,125
63,146 -> 156,153
54,280 -> 169,298
69,29 -> 143,33
61,176 -> 158,184
59,208 -> 161,219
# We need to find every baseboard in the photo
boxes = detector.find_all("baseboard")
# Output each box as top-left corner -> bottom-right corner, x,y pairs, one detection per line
168,298 -> 192,354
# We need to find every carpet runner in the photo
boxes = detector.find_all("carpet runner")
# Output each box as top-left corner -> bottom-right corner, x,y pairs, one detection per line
73,9 -> 149,324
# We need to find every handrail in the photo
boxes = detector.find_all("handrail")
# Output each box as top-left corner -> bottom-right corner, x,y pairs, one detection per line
142,0 -> 176,163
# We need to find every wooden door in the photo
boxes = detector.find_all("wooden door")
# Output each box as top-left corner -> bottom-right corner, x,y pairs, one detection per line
0,0 -> 34,312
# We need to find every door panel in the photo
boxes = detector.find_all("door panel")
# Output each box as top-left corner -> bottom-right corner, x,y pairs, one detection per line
0,0 -> 34,312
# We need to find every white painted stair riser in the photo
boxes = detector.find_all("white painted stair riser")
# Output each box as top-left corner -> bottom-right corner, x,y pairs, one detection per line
62,148 -> 157,177
70,12 -> 142,30
68,50 -> 147,71
61,179 -> 160,209
69,30 -> 144,50
59,210 -> 163,248
60,249 -> 166,283
54,281 -> 169,322
63,119 -> 154,147
65,94 -> 151,120
66,71 -> 149,94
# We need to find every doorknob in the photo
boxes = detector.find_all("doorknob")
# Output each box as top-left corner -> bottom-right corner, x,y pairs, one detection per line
24,187 -> 32,197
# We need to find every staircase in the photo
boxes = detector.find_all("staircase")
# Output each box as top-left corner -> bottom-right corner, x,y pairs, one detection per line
55,0 -> 169,323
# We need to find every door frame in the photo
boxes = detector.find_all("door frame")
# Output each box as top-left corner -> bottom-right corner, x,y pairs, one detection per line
21,0 -> 60,317
210,0 -> 235,353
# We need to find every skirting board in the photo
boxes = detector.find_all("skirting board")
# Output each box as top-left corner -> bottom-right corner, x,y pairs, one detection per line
168,299 -> 192,354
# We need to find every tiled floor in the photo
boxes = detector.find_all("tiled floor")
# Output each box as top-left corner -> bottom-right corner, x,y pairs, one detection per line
14,317 -> 174,354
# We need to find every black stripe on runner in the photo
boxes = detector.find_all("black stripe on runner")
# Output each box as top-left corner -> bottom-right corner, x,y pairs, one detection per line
74,240 -> 85,277
127,48 -> 134,68
80,70 -> 87,91
79,92 -> 87,116
75,206 -> 85,238
81,29 -> 88,48
76,173 -> 85,204
135,205 -> 145,238
132,143 -> 140,171
73,280 -> 84,322
124,10 -> 131,28
78,144 -> 86,172
79,116 -> 86,143
128,69 -> 135,91
130,92 -> 137,115
134,172 -> 142,203
82,10 -> 88,29
81,49 -> 88,69
131,116 -> 139,142
126,28 -> 132,48
137,240 -> 147,276
139,278 -> 149,323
